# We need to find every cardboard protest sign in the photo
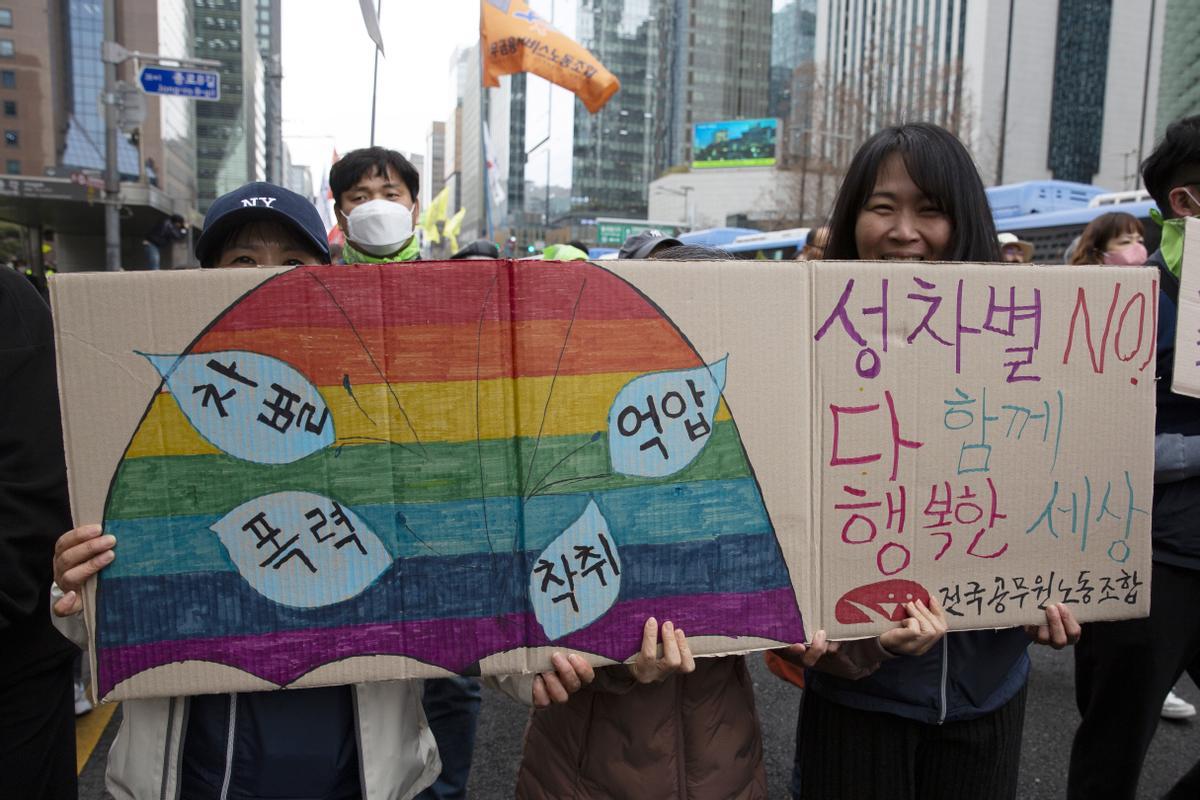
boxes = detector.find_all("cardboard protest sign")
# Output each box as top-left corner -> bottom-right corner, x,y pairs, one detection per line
51,259 -> 1154,702
1171,218 -> 1200,397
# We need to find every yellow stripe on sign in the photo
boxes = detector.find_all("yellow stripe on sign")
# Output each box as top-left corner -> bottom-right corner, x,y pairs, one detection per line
76,701 -> 118,774
125,372 -> 732,458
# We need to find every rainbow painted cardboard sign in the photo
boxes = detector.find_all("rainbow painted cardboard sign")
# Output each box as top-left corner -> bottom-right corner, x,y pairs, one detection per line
52,259 -> 1155,702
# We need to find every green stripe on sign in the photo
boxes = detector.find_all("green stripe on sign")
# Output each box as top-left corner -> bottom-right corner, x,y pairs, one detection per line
104,421 -> 754,520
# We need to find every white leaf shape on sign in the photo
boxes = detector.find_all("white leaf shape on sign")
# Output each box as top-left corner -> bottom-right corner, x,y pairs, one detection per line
141,350 -> 334,465
607,356 -> 728,478
530,500 -> 622,640
211,491 -> 391,608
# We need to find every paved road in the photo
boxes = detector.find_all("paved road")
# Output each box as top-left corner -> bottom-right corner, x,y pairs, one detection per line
79,647 -> 1199,798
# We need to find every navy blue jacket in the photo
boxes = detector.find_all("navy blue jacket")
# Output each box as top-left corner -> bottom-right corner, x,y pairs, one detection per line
807,628 -> 1030,724
1149,249 -> 1200,571
179,687 -> 361,800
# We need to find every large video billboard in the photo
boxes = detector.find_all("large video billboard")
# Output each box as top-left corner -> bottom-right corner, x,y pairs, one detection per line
692,119 -> 778,168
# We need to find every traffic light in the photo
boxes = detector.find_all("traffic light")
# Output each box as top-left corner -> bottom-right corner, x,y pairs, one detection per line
527,245 -> 536,253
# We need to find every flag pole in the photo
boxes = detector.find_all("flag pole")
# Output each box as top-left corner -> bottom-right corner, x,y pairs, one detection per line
480,43 -> 494,242
369,0 -> 382,147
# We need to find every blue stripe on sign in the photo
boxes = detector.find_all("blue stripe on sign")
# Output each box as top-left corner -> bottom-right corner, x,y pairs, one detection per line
101,478 -> 773,578
95,530 -> 795,647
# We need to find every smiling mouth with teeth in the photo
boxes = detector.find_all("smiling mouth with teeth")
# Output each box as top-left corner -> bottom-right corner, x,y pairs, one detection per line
834,579 -> 932,625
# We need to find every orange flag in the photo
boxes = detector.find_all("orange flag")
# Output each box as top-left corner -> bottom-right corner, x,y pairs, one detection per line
480,0 -> 620,113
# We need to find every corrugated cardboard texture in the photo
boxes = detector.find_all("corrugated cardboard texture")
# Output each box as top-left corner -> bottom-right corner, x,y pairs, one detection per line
51,258 -> 1154,701
1172,218 -> 1200,397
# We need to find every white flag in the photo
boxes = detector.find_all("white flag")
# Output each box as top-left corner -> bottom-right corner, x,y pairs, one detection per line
358,0 -> 385,55
483,122 -> 507,224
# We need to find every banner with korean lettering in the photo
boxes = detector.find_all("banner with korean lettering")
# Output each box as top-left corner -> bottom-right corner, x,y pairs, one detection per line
51,257 -> 1154,702
808,261 -> 1155,636
480,0 -> 620,113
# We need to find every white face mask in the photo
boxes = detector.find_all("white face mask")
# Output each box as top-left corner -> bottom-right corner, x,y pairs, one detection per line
341,198 -> 414,256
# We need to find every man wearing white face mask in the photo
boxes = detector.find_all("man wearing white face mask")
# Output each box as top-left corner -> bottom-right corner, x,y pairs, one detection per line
331,147 -> 423,264
331,147 -> 481,800
1069,114 -> 1200,800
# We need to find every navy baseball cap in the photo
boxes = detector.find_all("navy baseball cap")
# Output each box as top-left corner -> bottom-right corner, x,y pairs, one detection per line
195,181 -> 331,267
618,229 -> 682,260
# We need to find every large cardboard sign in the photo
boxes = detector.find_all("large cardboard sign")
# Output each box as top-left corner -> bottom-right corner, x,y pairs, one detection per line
1171,218 -> 1200,397
52,259 -> 1155,702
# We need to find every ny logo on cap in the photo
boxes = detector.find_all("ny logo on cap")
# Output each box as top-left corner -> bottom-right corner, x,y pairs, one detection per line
240,197 -> 277,208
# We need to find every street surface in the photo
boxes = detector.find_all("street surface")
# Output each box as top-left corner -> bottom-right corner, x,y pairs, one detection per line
78,647 -> 1199,798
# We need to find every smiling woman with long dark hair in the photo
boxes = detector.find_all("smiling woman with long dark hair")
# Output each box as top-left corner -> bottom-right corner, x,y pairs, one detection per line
791,122 -> 1080,800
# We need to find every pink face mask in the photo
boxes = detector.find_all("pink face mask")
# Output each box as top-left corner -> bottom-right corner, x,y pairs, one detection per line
1102,242 -> 1148,267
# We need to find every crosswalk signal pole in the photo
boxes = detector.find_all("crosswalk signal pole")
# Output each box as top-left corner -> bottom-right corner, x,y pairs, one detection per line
102,0 -> 121,271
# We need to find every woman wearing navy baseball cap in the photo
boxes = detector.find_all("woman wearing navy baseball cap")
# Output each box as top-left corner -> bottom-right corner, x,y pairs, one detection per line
51,181 -> 593,800
194,181 -> 332,268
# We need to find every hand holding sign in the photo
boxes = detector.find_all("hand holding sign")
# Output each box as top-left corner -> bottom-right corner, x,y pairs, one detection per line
52,524 -> 116,617
626,617 -> 696,684
877,597 -> 948,657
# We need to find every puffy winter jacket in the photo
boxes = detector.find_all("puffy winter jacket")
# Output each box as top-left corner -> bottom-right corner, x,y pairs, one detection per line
514,655 -> 768,799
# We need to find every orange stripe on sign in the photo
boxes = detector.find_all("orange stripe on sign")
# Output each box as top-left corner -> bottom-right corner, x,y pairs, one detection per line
190,318 -> 699,384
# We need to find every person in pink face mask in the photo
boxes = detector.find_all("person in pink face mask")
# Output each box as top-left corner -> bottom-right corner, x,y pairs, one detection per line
1068,211 -> 1148,267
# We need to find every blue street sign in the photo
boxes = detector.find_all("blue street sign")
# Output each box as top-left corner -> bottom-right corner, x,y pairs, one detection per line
137,66 -> 220,101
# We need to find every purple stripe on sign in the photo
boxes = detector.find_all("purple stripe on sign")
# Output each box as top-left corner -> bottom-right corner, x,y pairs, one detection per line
97,587 -> 804,697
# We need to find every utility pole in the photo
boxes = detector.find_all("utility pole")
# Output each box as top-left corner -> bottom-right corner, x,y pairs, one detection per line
102,19 -> 220,271
102,0 -> 121,271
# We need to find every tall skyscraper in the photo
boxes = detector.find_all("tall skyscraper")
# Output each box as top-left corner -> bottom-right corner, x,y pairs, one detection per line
423,120 -> 446,211
446,45 -> 483,239
1155,0 -> 1200,139
61,0 -> 140,176
194,0 -> 267,210
252,0 -> 282,183
770,0 -> 817,159
662,0 -> 772,170
814,0 -> 1166,190
570,0 -> 667,220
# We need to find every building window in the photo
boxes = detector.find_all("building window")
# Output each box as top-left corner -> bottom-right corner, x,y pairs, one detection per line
5,159 -> 16,174
3,100 -> 14,117
4,129 -> 16,146
1,70 -> 12,88
0,10 -> 11,27
0,39 -> 12,57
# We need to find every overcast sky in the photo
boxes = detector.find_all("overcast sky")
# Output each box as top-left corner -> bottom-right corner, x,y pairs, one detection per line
280,0 -> 480,193
281,0 -> 793,194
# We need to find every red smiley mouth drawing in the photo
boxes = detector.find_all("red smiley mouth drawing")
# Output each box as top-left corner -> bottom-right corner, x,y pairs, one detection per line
835,579 -> 931,624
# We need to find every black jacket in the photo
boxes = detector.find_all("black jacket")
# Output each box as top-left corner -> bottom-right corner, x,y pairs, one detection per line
0,268 -> 76,681
1149,249 -> 1200,570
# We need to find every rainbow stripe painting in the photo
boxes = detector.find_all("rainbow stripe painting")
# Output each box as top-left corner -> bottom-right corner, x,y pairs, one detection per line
95,260 -> 804,697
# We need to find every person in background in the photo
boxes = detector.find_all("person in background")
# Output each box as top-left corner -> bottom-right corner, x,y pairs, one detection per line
1067,211 -> 1147,267
450,239 -> 501,260
997,232 -> 1034,263
51,182 -> 591,800
541,242 -> 590,260
144,213 -> 188,270
796,225 -> 829,260
0,265 -> 78,800
1068,114 -> 1200,800
792,123 -> 1081,800
509,244 -> 834,800
618,229 -> 681,259
332,147 -> 422,265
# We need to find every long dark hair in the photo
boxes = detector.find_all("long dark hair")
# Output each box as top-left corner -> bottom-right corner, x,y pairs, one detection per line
824,123 -> 1000,263
1069,212 -> 1144,265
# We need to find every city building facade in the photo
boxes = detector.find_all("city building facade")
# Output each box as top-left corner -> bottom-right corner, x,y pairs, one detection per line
195,0 -> 267,211
0,0 -> 202,270
813,0 -> 1166,192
